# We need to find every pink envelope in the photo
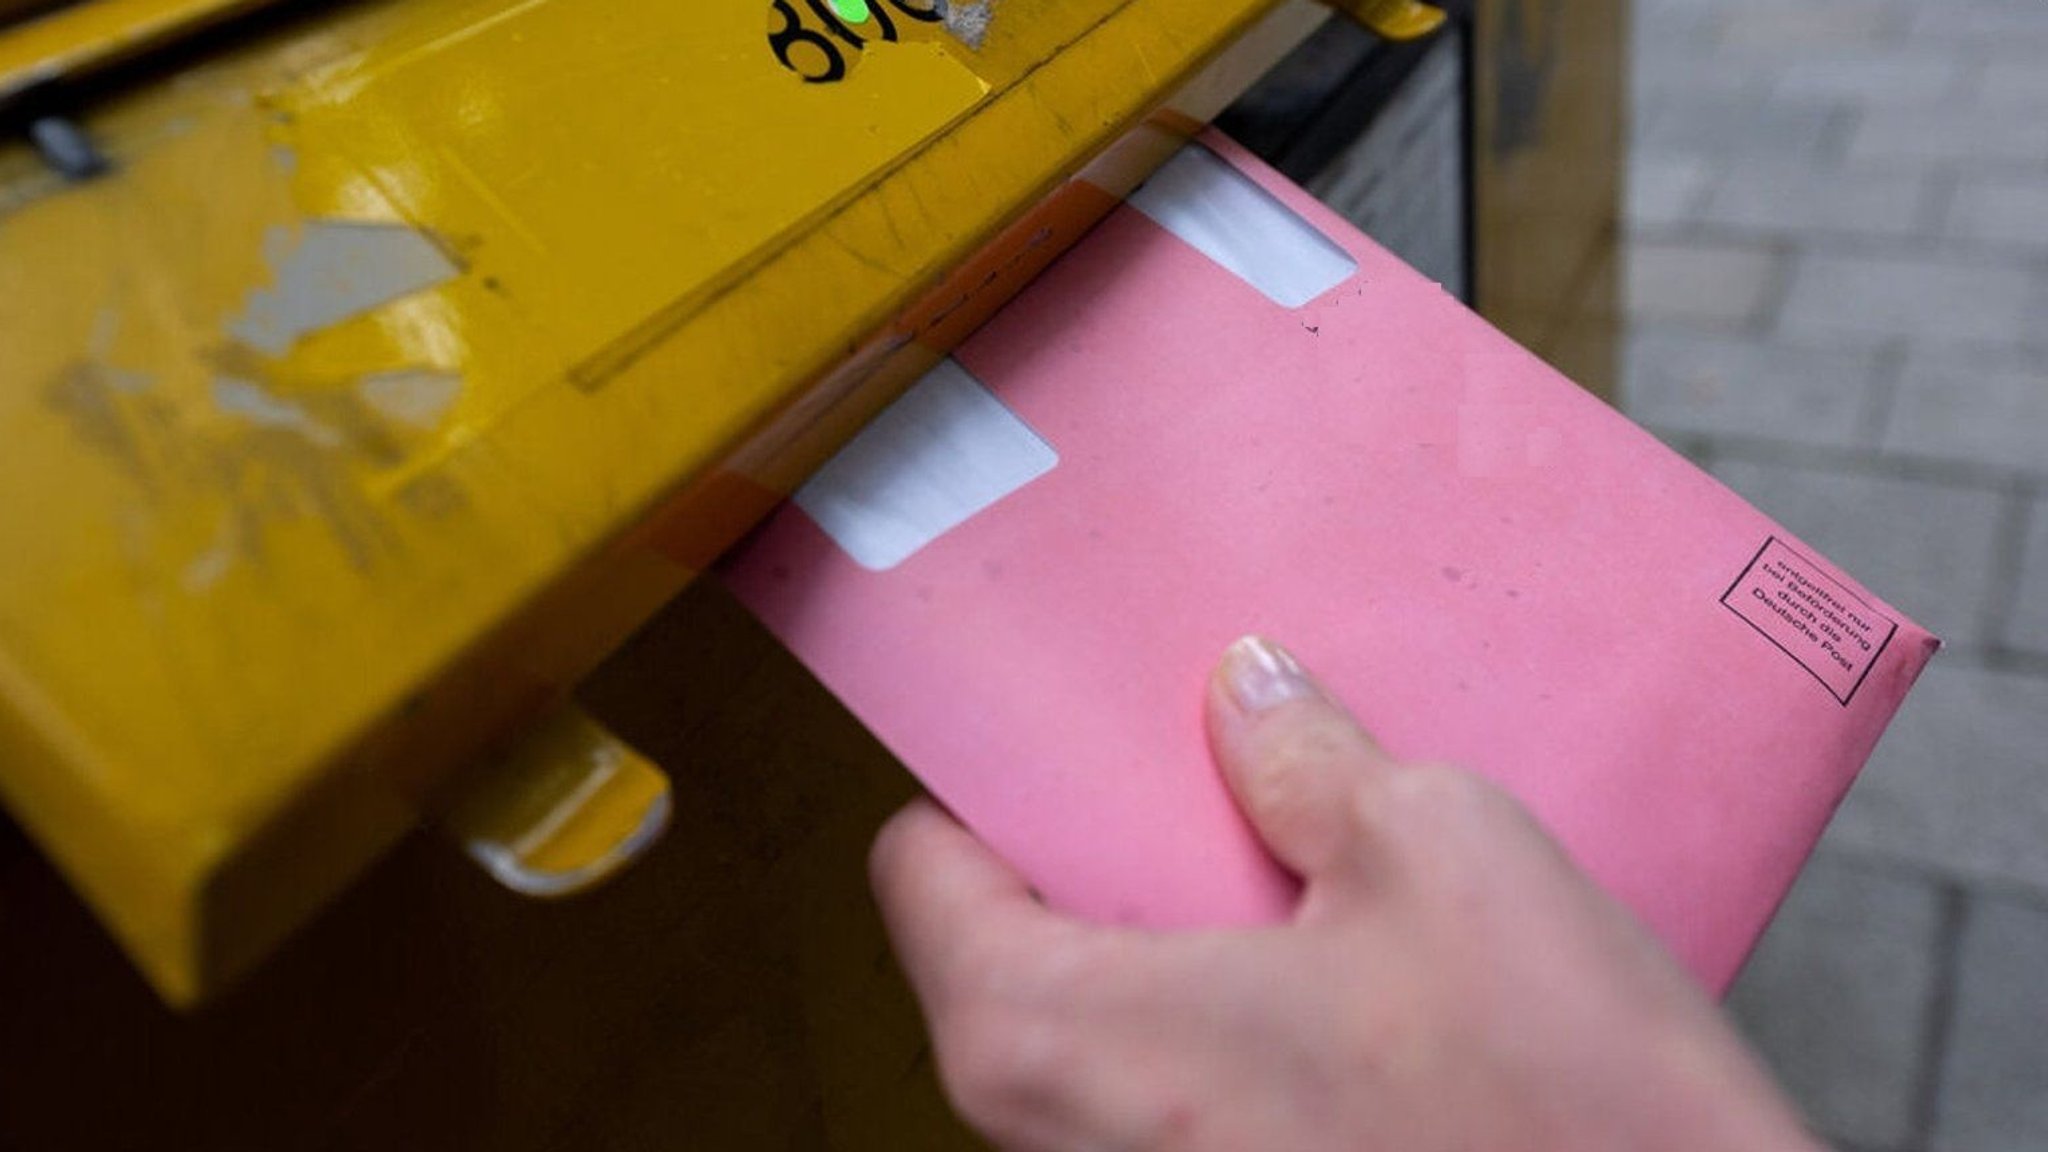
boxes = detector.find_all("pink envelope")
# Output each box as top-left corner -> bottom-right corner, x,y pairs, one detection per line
723,133 -> 1938,993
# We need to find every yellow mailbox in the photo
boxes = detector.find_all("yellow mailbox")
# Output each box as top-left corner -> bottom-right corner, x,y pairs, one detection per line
0,0 -> 1442,1004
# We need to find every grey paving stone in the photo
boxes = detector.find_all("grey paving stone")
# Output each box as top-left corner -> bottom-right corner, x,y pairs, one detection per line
1628,7 -> 1772,102
1978,55 -> 2048,106
1701,166 -> 1930,238
2010,500 -> 2048,656
1630,56 -> 1773,117
1629,10 -> 2048,1152
1909,5 -> 2048,50
1632,0 -> 1714,48
1884,349 -> 2048,474
1728,853 -> 1944,1151
1846,107 -> 2048,168
1775,53 -> 1963,104
1628,239 -> 1783,326
1641,96 -> 1847,161
1934,893 -> 2048,1152
1716,3 -> 1909,52
1829,664 -> 2048,891
1625,329 -> 1882,448
1627,155 -> 1715,229
1945,176 -> 2048,251
1710,459 -> 2004,646
1778,253 -> 2039,346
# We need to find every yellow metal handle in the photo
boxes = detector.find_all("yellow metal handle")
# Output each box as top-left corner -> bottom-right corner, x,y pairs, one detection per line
439,704 -> 671,898
1324,0 -> 1448,40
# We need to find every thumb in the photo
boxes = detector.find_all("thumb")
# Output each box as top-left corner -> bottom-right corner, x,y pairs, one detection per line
1205,636 -> 1398,883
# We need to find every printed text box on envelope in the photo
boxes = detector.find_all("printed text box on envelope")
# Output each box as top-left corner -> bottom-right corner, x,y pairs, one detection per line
1723,538 -> 1898,705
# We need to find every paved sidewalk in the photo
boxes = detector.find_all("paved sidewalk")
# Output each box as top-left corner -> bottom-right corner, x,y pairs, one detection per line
1624,1 -> 2048,1149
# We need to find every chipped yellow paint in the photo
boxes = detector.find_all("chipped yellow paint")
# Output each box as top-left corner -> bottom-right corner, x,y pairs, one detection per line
0,0 -> 1378,1004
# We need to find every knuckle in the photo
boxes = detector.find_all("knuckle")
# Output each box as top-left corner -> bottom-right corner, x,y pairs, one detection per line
948,940 -> 1038,1011
954,926 -> 1102,1011
1333,994 -> 1423,1081
927,930 -> 1131,1133
1244,751 -> 1317,826
1362,762 -> 1550,866
1392,761 -> 1504,816
935,1005 -> 1077,1131
931,929 -> 1051,1026
1353,762 -> 1487,840
1269,715 -> 1359,769
1248,721 -> 1352,814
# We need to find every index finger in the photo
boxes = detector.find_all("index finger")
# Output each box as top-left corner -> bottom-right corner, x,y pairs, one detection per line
869,798 -> 1073,1006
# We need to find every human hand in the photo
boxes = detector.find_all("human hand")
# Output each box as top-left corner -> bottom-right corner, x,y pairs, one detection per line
869,636 -> 1823,1152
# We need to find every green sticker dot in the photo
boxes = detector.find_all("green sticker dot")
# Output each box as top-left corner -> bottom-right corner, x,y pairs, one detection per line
829,0 -> 872,22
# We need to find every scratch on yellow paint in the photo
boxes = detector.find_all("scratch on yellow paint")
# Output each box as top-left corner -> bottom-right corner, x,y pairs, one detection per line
6,109 -> 476,581
229,220 -> 459,356
942,0 -> 998,48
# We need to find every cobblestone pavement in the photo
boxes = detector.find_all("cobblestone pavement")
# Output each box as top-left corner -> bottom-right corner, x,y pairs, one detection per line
1624,2 -> 2048,1148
